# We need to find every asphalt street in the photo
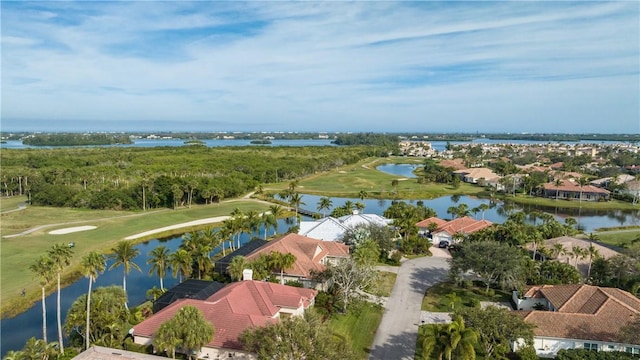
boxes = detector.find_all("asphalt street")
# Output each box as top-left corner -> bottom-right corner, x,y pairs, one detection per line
368,251 -> 451,360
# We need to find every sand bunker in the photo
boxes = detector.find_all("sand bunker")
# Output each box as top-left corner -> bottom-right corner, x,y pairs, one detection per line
49,225 -> 97,235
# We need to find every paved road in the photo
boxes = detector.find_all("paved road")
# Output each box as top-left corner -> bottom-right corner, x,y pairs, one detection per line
369,253 -> 450,360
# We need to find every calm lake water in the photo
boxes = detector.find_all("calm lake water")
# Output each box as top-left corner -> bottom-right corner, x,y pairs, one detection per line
2,140 -> 639,354
0,139 -> 336,149
376,163 -> 419,178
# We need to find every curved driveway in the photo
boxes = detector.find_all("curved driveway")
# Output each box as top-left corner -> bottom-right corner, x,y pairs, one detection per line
369,251 -> 450,360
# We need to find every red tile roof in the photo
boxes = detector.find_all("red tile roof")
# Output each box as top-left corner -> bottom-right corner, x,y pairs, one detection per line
434,216 -> 493,235
543,180 -> 610,195
415,217 -> 448,228
134,281 -> 317,350
245,233 -> 350,278
519,285 -> 640,344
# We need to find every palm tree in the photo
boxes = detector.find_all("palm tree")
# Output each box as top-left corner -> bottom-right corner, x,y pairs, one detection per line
109,240 -> 141,310
202,227 -> 222,255
343,200 -> 354,213
147,246 -> 170,290
550,243 -> 567,259
586,242 -> 600,282
228,255 -> 249,281
81,251 -> 106,350
422,316 -> 477,360
288,192 -> 305,221
571,245 -> 586,267
245,210 -> 261,238
447,206 -> 458,220
577,176 -> 589,203
358,190 -> 368,201
269,204 -> 284,218
478,203 -> 490,220
169,249 -> 193,282
553,178 -> 563,200
262,213 -> 277,239
267,251 -> 297,285
317,197 -> 333,218
146,286 -> 165,301
355,202 -> 366,213
48,243 -> 73,354
29,255 -> 54,343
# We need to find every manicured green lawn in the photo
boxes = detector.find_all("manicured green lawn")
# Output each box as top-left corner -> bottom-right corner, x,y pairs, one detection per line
1,200 -> 270,318
0,195 -> 28,212
365,271 -> 397,298
502,194 -> 639,210
421,282 -> 511,312
266,157 -> 483,199
328,301 -> 384,359
590,229 -> 640,248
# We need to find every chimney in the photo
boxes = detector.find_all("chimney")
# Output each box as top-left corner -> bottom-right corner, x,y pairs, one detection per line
242,269 -> 253,281
352,210 -> 359,215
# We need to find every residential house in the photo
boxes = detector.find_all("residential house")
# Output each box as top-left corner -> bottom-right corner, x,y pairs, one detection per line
298,216 -> 351,241
73,346 -> 171,360
133,280 -> 317,359
336,211 -> 393,228
422,216 -> 493,246
240,233 -> 350,288
542,180 -> 610,202
297,211 -> 392,242
415,216 -> 448,237
512,284 -> 640,358
453,168 -> 501,185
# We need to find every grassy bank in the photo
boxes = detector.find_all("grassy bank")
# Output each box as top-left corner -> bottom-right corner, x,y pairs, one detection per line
266,157 -> 484,199
1,200 -> 270,318
421,282 -> 511,312
328,301 -> 384,359
498,193 -> 639,211
588,228 -> 640,248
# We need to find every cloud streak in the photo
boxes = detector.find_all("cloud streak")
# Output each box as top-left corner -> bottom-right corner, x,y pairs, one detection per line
1,1 -> 638,133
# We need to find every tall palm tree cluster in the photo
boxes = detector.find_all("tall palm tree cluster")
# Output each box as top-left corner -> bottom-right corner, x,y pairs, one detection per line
29,244 -> 74,356
227,251 -> 296,284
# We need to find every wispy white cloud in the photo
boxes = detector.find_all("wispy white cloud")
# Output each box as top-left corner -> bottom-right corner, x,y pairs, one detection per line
1,1 -> 638,133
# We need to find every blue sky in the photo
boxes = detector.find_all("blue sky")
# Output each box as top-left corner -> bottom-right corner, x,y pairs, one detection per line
1,1 -> 638,133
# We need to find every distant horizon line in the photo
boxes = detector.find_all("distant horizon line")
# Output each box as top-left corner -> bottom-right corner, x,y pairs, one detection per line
2,130 -> 640,136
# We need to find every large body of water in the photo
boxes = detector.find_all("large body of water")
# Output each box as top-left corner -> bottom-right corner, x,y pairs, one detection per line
3,139 -> 640,355
1,138 -> 633,151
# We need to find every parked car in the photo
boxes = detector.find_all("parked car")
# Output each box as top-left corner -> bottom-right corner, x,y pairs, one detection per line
438,241 -> 449,248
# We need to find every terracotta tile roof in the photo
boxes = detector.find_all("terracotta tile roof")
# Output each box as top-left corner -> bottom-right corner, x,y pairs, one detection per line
543,180 -> 610,195
434,216 -> 493,236
439,159 -> 467,171
245,233 -> 350,278
519,284 -> 640,344
133,281 -> 317,351
415,216 -> 448,228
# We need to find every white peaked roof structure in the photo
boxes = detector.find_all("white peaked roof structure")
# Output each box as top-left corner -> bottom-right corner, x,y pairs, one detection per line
337,212 -> 393,228
298,211 -> 392,241
298,217 -> 349,241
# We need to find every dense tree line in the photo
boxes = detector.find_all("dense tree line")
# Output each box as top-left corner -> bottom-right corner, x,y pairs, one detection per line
22,134 -> 132,146
332,133 -> 399,151
1,146 -> 371,210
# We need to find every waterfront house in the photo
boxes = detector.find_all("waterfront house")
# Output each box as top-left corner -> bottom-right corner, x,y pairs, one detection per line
133,280 -> 317,359
542,180 -> 610,202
